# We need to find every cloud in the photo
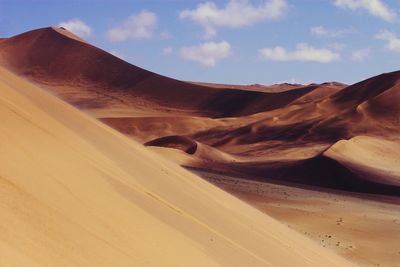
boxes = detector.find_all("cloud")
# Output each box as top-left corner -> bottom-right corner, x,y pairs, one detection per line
106,10 -> 157,42
334,0 -> 396,22
180,41 -> 231,66
162,47 -> 173,56
351,48 -> 370,61
259,43 -> 340,63
58,18 -> 92,38
310,25 -> 354,37
375,30 -> 400,52
179,0 -> 287,39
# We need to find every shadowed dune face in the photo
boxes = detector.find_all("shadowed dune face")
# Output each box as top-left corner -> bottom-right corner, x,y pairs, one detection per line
358,84 -> 400,123
330,71 -> 400,109
145,135 -> 198,154
204,156 -> 400,196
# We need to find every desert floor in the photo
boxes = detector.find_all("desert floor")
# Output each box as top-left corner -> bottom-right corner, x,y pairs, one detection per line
194,169 -> 400,267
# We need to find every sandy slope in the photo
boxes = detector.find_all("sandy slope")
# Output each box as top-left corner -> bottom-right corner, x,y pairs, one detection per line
325,136 -> 400,186
0,67 -> 354,266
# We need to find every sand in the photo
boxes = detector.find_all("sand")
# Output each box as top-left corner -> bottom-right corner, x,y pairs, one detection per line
325,136 -> 400,186
195,169 -> 400,267
0,66 -> 355,266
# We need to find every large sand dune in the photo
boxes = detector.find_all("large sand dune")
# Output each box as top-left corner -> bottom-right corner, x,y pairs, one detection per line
0,27 -> 327,118
0,66 -> 355,266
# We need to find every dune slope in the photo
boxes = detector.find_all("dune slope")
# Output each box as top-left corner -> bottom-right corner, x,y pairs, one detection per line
0,67 -> 354,266
325,136 -> 400,186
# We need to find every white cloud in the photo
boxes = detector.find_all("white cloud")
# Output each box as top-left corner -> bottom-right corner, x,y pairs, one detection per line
106,10 -> 157,42
180,41 -> 231,66
58,18 -> 92,38
311,25 -> 354,37
162,47 -> 173,56
352,48 -> 370,61
375,30 -> 400,52
334,0 -> 396,22
259,43 -> 340,63
179,0 -> 287,39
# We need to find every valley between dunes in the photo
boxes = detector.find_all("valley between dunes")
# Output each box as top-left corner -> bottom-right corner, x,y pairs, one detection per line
1,27 -> 400,266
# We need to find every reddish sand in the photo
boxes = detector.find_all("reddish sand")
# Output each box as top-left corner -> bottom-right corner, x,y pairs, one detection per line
1,26 -> 400,266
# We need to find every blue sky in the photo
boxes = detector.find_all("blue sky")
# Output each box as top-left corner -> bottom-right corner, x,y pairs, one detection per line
1,0 -> 400,85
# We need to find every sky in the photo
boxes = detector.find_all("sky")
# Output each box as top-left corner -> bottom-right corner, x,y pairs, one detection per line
1,0 -> 400,85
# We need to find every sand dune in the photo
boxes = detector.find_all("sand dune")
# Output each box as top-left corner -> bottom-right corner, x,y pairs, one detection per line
189,81 -> 304,92
325,136 -> 400,186
0,27 -> 328,118
330,71 -> 400,109
0,66 -> 355,266
190,81 -> 346,94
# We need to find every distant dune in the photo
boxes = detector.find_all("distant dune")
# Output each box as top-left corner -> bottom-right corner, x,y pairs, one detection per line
192,81 -> 346,94
0,27 -> 343,118
1,26 -> 400,266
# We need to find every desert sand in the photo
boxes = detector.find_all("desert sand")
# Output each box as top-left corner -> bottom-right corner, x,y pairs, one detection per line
0,65 -> 355,266
195,169 -> 400,267
1,26 -> 399,266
